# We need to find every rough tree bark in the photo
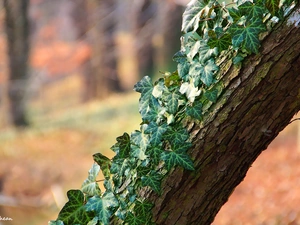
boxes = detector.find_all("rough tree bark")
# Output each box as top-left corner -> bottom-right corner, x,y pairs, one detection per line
4,0 -> 30,127
139,6 -> 300,225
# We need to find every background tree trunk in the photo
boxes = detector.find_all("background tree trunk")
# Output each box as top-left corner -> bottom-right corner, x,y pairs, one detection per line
133,0 -> 157,77
155,0 -> 184,73
84,0 -> 122,100
4,0 -> 30,127
140,6 -> 300,225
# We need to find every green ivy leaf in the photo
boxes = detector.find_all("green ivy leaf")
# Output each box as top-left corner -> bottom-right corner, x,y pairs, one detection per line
116,133 -> 131,159
93,153 -> 111,179
204,87 -> 219,103
161,151 -> 195,171
139,95 -> 166,122
57,190 -> 94,225
81,163 -> 101,196
228,7 -> 243,23
163,125 -> 189,146
173,51 -> 187,64
238,1 -> 265,19
144,122 -> 168,146
207,32 -> 232,52
186,101 -> 203,121
141,171 -> 163,194
177,61 -> 190,81
146,145 -> 164,165
134,76 -> 153,100
172,141 -> 193,154
265,0 -> 280,15
182,0 -> 209,33
230,18 -> 266,53
124,212 -> 145,225
164,91 -> 181,114
85,192 -> 119,225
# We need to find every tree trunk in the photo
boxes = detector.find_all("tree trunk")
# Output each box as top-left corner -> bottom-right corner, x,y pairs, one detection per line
142,6 -> 300,225
85,0 -> 122,100
133,0 -> 156,77
4,0 -> 30,127
155,1 -> 184,72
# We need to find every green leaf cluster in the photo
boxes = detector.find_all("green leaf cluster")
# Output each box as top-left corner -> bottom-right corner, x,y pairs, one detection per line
50,0 -> 296,224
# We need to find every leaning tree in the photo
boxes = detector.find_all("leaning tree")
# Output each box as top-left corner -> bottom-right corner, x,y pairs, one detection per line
50,0 -> 300,224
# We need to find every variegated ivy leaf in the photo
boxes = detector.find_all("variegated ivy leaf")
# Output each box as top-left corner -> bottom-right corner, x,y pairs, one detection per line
199,59 -> 219,87
131,125 -> 150,152
85,192 -> 119,225
164,91 -> 181,114
139,95 -> 166,123
57,190 -> 94,225
182,0 -> 210,33
180,81 -> 201,102
161,151 -> 195,171
81,163 -> 101,196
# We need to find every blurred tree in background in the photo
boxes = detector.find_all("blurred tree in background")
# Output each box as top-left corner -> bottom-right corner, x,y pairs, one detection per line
3,0 -> 30,127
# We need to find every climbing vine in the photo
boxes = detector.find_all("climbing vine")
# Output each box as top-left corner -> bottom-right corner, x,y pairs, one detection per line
50,0 -> 297,224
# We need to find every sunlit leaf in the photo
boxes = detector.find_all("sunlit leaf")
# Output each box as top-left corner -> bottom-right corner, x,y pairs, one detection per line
199,59 -> 219,87
134,76 -> 153,99
81,163 -> 101,196
182,0 -> 209,33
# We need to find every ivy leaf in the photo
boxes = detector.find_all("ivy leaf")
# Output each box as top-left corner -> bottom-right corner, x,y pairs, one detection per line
173,50 -> 187,64
228,7 -> 243,22
230,18 -> 266,53
124,212 -> 145,225
85,192 -> 119,225
265,0 -> 280,15
207,32 -> 232,52
131,128 -> 149,152
134,200 -> 154,220
146,145 -> 164,165
134,76 -> 153,100
163,125 -> 189,146
182,0 -> 209,33
172,141 -> 193,154
139,95 -> 165,123
144,122 -> 168,146
57,190 -> 94,225
161,151 -> 195,171
238,1 -> 265,19
81,163 -> 101,196
115,133 -> 131,159
48,220 -> 64,225
164,91 -> 181,114
204,87 -> 219,103
141,171 -> 163,194
177,62 -> 190,81
179,81 -> 201,102
93,153 -> 111,179
199,59 -> 219,87
186,101 -> 203,121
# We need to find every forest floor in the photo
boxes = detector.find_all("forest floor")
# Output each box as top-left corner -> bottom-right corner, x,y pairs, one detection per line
0,77 -> 299,225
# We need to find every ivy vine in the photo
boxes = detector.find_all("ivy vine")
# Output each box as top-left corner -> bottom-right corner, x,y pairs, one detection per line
50,0 -> 297,224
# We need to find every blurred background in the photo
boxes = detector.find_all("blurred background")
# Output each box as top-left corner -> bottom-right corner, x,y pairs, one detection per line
0,0 -> 299,224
